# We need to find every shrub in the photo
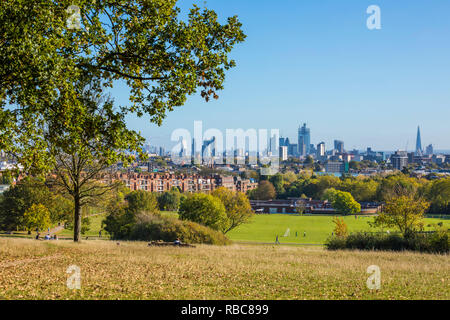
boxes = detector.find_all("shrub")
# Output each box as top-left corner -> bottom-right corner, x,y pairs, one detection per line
332,217 -> 348,238
127,214 -> 231,245
325,232 -> 449,254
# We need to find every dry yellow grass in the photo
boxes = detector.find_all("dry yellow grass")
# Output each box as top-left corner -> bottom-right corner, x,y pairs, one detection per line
0,238 -> 448,300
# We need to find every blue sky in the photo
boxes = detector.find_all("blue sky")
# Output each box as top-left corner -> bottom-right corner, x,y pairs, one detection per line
114,0 -> 450,152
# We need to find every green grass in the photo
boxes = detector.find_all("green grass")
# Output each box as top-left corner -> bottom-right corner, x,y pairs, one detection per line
160,211 -> 179,219
227,215 -> 450,245
58,214 -> 109,238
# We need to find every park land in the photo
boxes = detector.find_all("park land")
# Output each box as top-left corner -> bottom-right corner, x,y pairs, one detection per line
0,237 -> 448,300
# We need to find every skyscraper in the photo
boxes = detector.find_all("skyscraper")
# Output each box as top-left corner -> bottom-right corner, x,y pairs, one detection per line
334,140 -> 344,153
298,123 -> 311,156
391,150 -> 408,170
416,126 -> 423,156
317,142 -> 325,161
269,134 -> 278,155
426,144 -> 433,156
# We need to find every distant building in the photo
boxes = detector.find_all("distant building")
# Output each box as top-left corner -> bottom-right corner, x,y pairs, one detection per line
279,146 -> 288,161
426,144 -> 433,156
288,143 -> 298,157
250,199 -> 382,215
269,135 -> 278,155
115,173 -> 257,194
298,123 -> 311,156
391,151 -> 408,170
334,140 -> 345,153
316,142 -> 325,160
432,154 -> 446,165
325,161 -> 346,173
365,147 -> 385,163
309,144 -> 316,155
416,126 -> 423,156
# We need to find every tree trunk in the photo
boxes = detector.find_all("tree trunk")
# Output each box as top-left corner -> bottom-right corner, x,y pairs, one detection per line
73,194 -> 82,242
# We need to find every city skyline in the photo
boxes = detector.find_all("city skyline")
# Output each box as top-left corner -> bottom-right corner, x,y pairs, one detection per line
144,122 -> 447,155
114,0 -> 450,151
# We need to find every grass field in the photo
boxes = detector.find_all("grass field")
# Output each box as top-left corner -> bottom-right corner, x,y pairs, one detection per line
0,238 -> 448,300
227,215 -> 450,245
58,214 -> 109,238
2,214 -> 448,245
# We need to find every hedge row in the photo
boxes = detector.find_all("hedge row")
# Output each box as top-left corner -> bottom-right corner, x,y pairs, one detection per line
325,232 -> 449,254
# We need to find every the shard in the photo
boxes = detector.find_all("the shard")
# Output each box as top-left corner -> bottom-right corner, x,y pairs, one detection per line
416,126 -> 423,156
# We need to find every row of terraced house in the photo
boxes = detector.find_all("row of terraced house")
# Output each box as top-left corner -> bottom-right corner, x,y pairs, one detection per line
114,173 -> 258,194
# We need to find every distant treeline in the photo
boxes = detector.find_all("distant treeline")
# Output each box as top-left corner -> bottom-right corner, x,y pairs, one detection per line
250,172 -> 450,215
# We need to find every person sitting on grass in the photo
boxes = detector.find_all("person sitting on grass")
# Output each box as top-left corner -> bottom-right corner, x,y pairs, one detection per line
174,238 -> 181,246
44,234 -> 50,240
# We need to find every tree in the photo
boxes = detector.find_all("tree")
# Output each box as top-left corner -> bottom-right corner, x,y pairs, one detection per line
0,177 -> 65,230
125,190 -> 159,215
22,204 -> 52,232
249,181 -> 276,200
157,189 -> 182,211
376,174 -> 421,201
340,178 -> 378,202
322,188 -> 339,203
103,201 -> 134,240
304,156 -> 314,167
425,178 -> 450,214
1,1 -> 245,242
178,193 -> 229,232
103,187 -> 158,239
295,200 -> 306,215
45,90 -> 145,242
269,174 -> 285,196
371,195 -> 430,237
324,189 -> 361,215
1,0 -> 246,173
1,170 -> 14,185
332,217 -> 348,238
212,187 -> 254,233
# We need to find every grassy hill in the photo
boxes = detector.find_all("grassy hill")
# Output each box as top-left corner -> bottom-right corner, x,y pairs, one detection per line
0,238 -> 448,300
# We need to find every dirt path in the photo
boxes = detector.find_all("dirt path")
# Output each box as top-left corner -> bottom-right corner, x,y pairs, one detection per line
49,225 -> 64,235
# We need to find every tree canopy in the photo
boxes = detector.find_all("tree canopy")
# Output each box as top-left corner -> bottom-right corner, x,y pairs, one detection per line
371,195 -> 430,237
212,187 -> 253,233
0,0 -> 246,172
178,193 -> 229,232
